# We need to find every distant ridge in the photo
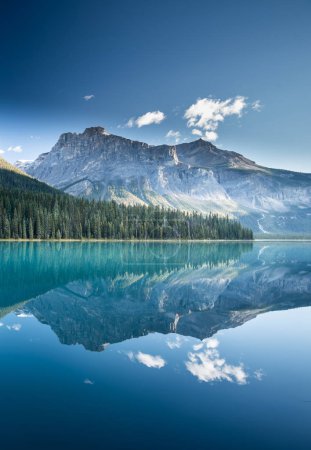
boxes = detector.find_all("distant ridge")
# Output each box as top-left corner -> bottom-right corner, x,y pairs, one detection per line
0,156 -> 28,175
0,156 -> 57,193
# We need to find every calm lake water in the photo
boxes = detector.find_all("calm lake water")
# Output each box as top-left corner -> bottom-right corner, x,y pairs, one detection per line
0,242 -> 311,449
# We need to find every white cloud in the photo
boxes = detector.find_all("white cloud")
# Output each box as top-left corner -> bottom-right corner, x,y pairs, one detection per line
127,351 -> 166,369
193,342 -> 204,351
251,100 -> 262,112
136,111 -> 166,127
166,130 -> 181,143
167,335 -> 184,349
126,111 -> 166,128
192,129 -> 203,137
186,338 -> 247,384
184,96 -> 247,141
135,352 -> 166,368
1,145 -> 23,154
254,369 -> 264,381
205,131 -> 218,141
7,323 -> 22,331
0,322 -> 4,327
84,378 -> 94,385
126,117 -> 135,128
83,94 -> 95,101
16,312 -> 33,318
205,338 -> 219,349
127,351 -> 135,361
7,145 -> 23,153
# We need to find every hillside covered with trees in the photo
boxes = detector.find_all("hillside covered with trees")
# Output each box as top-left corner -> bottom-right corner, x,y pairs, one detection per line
0,160 -> 253,240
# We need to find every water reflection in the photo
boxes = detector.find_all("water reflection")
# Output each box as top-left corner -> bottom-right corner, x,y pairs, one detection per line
0,241 -> 251,307
1,242 -> 311,450
124,334 -> 249,384
185,338 -> 247,384
127,351 -> 167,369
0,242 -> 311,353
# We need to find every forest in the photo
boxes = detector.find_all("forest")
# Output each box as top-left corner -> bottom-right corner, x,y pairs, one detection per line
0,167 -> 253,240
0,189 -> 252,240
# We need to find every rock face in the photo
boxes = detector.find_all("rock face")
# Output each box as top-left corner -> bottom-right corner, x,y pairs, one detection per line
14,160 -> 33,172
17,126 -> 311,234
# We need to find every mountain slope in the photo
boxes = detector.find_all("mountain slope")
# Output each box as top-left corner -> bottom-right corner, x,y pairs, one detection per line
1,156 -> 252,240
0,156 -> 57,193
17,127 -> 311,234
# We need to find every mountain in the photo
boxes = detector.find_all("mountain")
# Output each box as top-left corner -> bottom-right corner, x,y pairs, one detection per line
17,127 -> 311,235
0,157 -> 26,174
14,159 -> 33,172
0,156 -> 57,193
1,156 -> 251,240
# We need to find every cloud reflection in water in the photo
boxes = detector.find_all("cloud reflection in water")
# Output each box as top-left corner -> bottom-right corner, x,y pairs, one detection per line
127,351 -> 166,369
186,338 -> 247,384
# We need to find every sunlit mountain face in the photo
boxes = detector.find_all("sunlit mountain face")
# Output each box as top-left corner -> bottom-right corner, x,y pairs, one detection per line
16,128 -> 311,235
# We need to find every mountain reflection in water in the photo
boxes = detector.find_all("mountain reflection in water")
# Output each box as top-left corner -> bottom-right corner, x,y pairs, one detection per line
1,242 -> 310,352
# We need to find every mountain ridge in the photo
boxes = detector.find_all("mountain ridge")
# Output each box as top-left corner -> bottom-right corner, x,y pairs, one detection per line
0,156 -> 59,194
16,127 -> 311,234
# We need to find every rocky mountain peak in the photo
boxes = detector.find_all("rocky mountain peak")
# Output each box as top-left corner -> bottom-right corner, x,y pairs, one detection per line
195,138 -> 216,146
15,126 -> 311,235
82,126 -> 110,136
179,138 -> 220,154
196,138 -> 212,144
56,126 -> 110,146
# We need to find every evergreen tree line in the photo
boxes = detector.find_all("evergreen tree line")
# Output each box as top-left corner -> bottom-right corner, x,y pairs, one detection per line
0,187 -> 253,240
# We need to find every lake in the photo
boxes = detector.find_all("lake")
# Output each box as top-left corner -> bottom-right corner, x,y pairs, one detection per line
0,241 -> 311,449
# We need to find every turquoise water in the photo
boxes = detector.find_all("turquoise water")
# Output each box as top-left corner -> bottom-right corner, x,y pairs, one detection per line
0,242 -> 311,449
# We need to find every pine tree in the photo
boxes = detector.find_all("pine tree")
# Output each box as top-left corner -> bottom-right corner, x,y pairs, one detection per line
28,218 -> 34,240
3,214 -> 11,239
0,183 -> 253,241
22,219 -> 27,239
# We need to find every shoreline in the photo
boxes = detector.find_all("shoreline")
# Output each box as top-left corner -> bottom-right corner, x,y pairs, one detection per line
0,238 -> 254,243
0,238 -> 311,243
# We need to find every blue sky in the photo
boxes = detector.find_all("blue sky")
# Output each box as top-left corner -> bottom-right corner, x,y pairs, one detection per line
0,0 -> 310,172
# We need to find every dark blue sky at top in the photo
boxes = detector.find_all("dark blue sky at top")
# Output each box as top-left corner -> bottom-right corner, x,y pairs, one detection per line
0,0 -> 310,171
